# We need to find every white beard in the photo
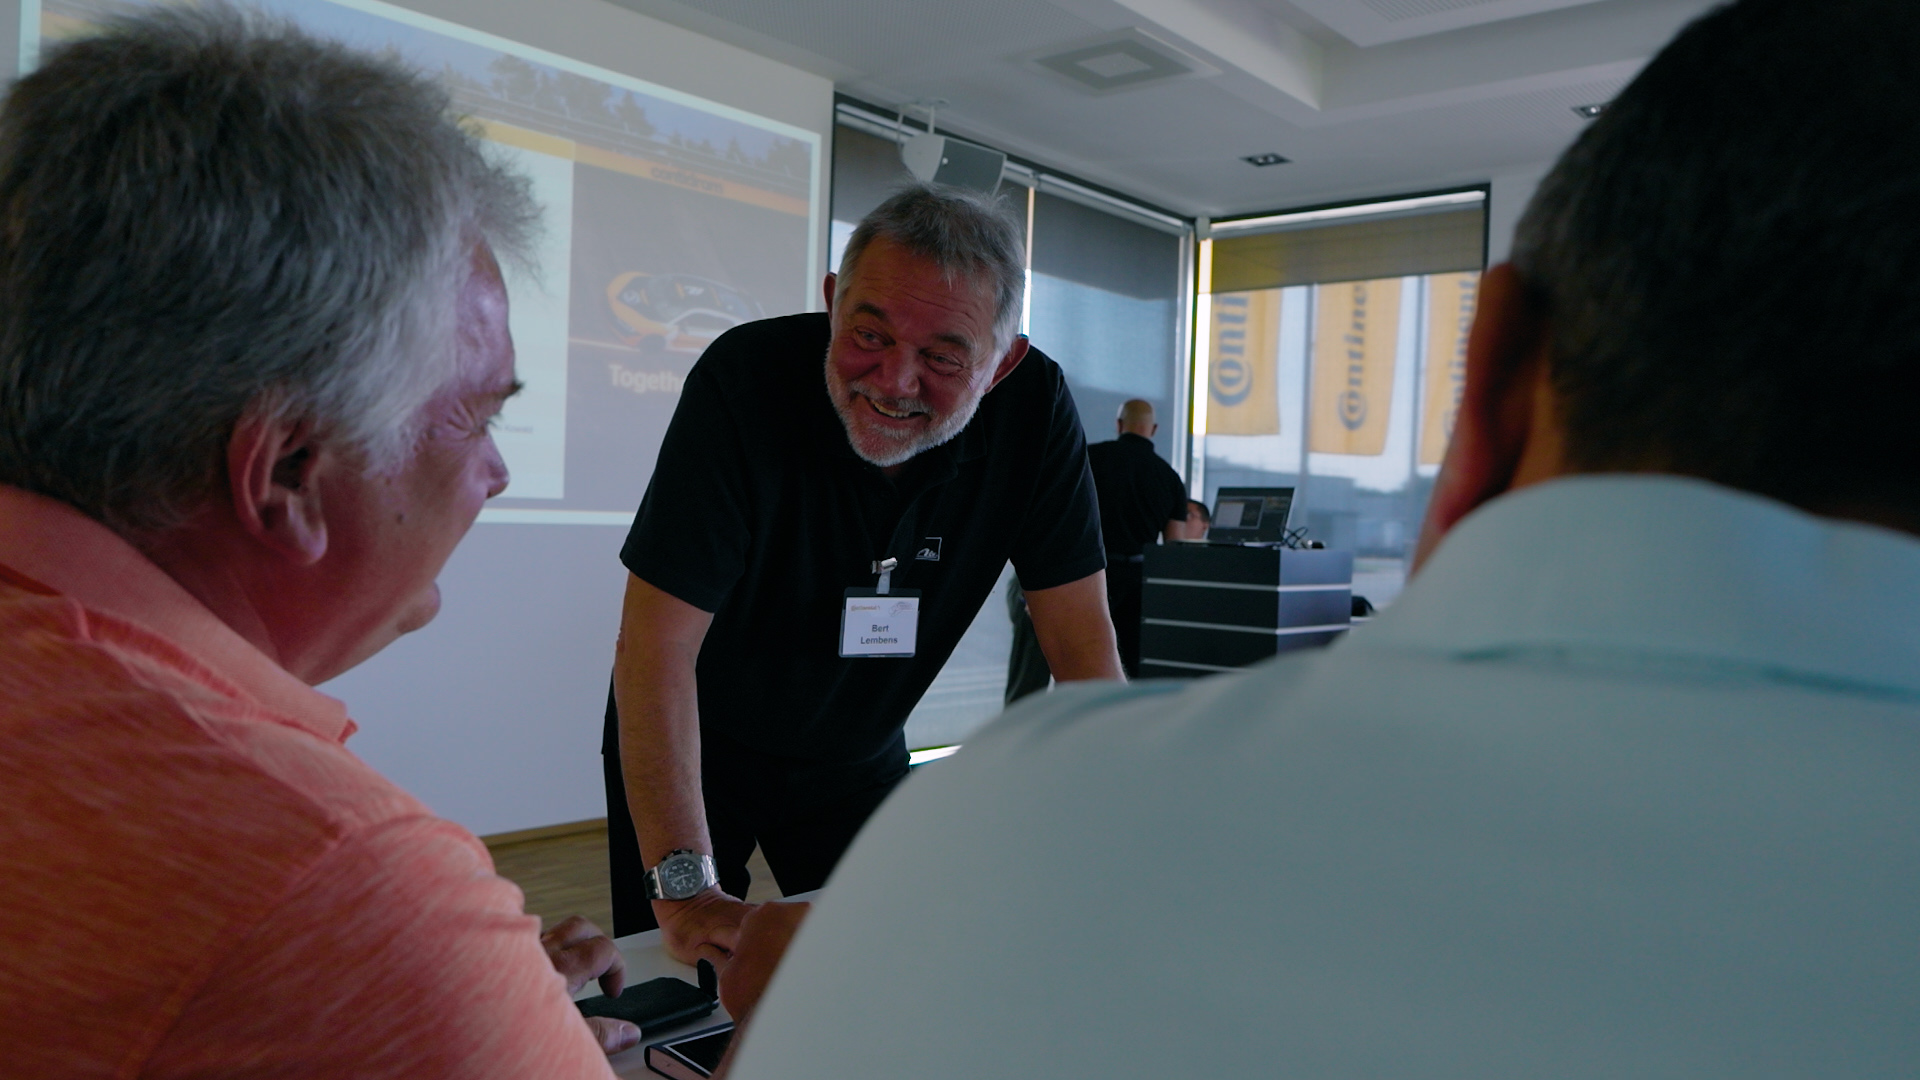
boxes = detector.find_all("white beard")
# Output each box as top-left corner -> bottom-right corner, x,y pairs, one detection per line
823,353 -> 983,468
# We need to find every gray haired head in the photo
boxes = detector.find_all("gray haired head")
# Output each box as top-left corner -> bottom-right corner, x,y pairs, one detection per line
0,5 -> 539,536
836,184 -> 1026,358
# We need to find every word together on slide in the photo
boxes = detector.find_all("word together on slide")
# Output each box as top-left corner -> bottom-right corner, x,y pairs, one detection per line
607,363 -> 686,397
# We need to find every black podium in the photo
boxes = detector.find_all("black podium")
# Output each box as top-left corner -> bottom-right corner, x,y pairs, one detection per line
1137,545 -> 1353,678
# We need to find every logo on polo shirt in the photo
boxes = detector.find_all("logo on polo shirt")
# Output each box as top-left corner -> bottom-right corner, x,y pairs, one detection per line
916,537 -> 943,562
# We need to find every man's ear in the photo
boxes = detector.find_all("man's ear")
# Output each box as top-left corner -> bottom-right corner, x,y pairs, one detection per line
227,412 -> 328,566
985,334 -> 1030,392
821,272 -> 837,318
1410,263 -> 1553,572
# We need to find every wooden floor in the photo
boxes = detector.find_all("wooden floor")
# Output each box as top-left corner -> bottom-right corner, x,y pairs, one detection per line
485,820 -> 781,933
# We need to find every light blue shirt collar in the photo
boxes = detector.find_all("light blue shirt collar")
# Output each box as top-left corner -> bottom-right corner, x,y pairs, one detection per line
1353,475 -> 1920,700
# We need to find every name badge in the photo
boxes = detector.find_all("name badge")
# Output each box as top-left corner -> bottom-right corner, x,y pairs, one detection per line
840,588 -> 920,658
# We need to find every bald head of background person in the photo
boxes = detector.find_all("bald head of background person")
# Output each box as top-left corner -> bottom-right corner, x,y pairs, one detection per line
0,8 -> 643,1074
711,1 -> 1920,1075
1116,398 -> 1157,438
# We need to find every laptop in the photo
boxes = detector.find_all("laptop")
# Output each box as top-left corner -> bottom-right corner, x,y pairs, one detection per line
1205,486 -> 1295,545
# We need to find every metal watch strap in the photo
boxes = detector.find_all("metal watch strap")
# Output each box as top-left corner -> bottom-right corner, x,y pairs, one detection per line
643,849 -> 718,901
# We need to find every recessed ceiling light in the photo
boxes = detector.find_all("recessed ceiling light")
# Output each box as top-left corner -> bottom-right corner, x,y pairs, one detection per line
1573,102 -> 1608,119
1078,52 -> 1154,80
1243,152 -> 1289,167
1028,29 -> 1214,95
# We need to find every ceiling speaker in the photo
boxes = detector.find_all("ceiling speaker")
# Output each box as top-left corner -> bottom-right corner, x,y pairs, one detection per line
900,132 -> 1005,194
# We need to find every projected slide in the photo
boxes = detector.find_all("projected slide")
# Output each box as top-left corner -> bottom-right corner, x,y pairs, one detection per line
25,0 -> 820,525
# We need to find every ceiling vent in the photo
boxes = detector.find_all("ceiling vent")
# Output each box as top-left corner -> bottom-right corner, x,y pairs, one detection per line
1026,29 -> 1217,95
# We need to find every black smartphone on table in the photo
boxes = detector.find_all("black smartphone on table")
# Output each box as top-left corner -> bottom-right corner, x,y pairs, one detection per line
574,974 -> 717,1031
575,959 -> 719,1033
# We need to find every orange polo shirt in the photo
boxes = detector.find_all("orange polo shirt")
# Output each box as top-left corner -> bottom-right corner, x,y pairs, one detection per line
0,485 -> 614,1079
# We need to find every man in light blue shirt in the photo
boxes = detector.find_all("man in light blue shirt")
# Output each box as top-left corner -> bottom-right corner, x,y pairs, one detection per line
718,0 -> 1920,1075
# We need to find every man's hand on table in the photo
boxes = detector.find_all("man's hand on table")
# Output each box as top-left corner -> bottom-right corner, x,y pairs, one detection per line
656,888 -> 756,967
718,901 -> 811,1032
541,915 -> 641,1055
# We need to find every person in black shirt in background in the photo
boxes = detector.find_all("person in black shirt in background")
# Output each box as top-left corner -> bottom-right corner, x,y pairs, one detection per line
1085,399 -> 1189,678
1174,498 -> 1211,541
605,185 -> 1125,960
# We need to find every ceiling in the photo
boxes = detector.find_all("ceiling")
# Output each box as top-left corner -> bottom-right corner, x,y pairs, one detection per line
599,0 -> 1717,218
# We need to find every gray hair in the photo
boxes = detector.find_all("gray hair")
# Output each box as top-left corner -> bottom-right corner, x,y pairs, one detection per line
836,184 -> 1026,360
0,5 -> 538,536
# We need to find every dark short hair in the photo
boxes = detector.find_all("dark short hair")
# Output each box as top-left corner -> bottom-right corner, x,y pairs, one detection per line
1188,499 -> 1210,524
0,6 -> 537,536
1511,0 -> 1920,514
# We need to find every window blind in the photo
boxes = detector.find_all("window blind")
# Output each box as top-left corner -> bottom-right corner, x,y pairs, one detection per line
1210,202 -> 1485,293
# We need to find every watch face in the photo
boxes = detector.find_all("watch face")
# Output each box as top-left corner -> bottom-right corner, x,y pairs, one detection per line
660,855 -> 707,898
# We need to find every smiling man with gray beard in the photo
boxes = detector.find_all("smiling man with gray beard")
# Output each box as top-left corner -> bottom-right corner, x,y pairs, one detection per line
601,185 -> 1124,960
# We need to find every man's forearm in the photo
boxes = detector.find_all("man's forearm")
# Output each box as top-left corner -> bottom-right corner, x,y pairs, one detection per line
1025,570 -> 1126,682
612,576 -> 753,964
612,637 -> 709,870
612,575 -> 718,871
1041,631 -> 1126,682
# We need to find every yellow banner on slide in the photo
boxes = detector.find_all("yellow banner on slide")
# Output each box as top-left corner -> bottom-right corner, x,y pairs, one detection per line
1420,273 -> 1480,466
474,119 -> 810,218
1206,290 -> 1281,435
1310,278 -> 1401,456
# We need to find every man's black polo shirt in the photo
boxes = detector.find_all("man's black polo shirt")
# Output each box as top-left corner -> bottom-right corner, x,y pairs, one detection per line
619,313 -> 1104,764
1086,433 -> 1187,559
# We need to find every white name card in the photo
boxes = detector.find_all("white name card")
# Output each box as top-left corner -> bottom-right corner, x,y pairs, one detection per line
840,592 -> 920,658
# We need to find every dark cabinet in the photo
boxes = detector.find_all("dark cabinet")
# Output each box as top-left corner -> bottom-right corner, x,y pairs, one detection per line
1138,545 -> 1352,678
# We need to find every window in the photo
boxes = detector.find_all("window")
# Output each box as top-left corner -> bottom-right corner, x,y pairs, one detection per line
1028,192 -> 1184,459
1195,192 -> 1485,609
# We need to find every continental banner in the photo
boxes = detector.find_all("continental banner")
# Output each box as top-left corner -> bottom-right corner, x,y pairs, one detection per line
1420,273 -> 1480,466
1310,278 -> 1402,455
1207,290 -> 1282,434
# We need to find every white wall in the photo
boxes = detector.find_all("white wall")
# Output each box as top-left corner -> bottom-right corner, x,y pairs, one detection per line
1487,164 -> 1552,265
0,1 -> 19,78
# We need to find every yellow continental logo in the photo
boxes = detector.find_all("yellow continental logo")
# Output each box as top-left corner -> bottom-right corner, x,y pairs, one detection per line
1207,289 -> 1281,435
1420,273 -> 1479,466
1310,278 -> 1401,456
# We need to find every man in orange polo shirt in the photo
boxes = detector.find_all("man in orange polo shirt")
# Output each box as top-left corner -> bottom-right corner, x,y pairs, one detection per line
0,9 -> 635,1077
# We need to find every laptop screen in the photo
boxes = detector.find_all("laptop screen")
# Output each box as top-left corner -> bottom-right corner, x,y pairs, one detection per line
1206,487 -> 1294,544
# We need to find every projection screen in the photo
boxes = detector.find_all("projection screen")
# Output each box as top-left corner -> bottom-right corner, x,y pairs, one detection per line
24,0 -> 820,526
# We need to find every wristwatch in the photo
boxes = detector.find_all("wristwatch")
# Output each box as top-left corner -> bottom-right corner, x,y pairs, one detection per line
643,849 -> 719,901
